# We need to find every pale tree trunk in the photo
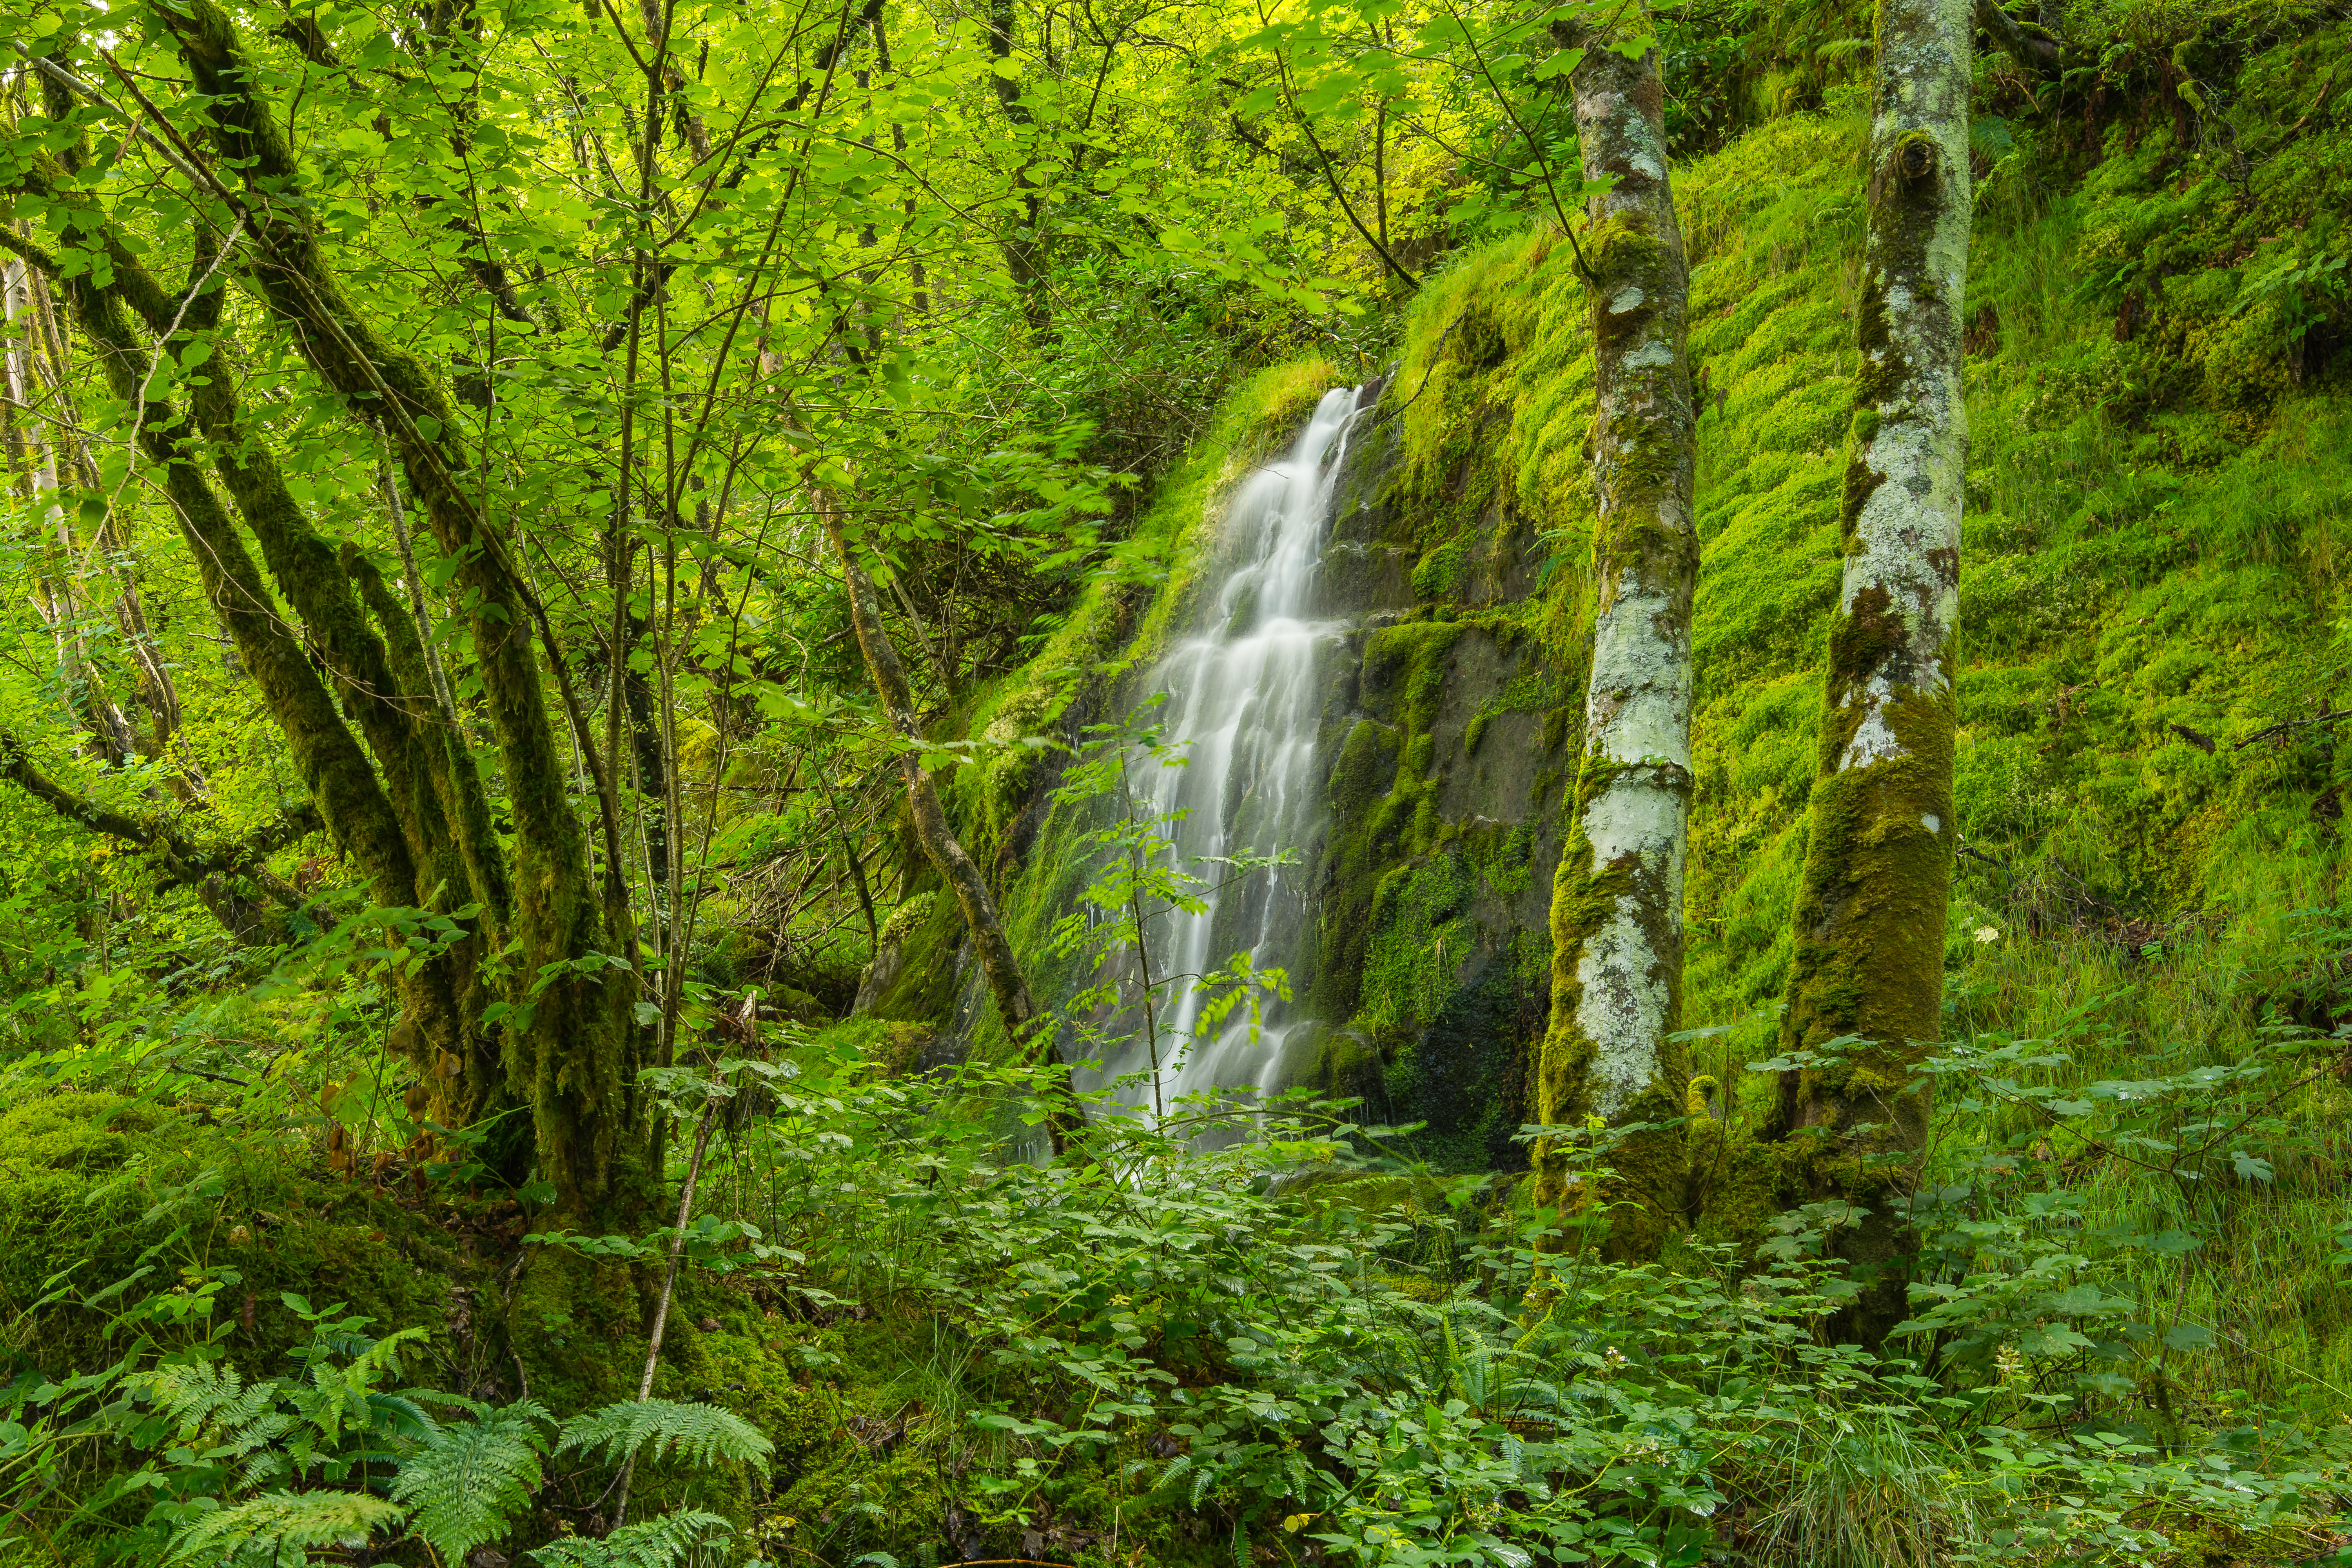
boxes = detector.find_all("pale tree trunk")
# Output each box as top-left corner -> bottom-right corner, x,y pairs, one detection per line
1530,20 -> 1700,1255
3,251 -> 141,767
23,267 -> 189,769
1771,0 -> 1973,1344
816,492 -> 1078,1154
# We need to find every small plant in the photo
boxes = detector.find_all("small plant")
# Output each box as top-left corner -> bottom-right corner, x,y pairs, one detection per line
1046,707 -> 1294,1127
3,1290 -> 765,1568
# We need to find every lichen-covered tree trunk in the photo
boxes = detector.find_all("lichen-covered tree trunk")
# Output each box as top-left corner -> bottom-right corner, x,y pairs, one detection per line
1529,22 -> 1699,1253
1770,0 -> 1974,1343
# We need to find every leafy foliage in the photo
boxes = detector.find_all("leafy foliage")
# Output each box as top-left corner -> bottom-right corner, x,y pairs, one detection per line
162,1490 -> 406,1568
528,1510 -> 737,1568
554,1399 -> 773,1470
389,1399 -> 554,1561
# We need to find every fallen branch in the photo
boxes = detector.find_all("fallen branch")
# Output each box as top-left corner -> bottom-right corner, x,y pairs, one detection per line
2234,705 -> 2349,750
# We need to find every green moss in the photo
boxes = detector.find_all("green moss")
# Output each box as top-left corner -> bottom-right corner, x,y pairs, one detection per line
1362,620 -> 1467,736
1412,539 -> 1469,599
0,1091 -> 471,1420
862,877 -> 969,1025
1330,719 -> 1402,817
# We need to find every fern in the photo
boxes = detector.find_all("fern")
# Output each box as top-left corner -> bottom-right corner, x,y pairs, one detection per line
141,1363 -> 277,1437
554,1399 -> 771,1468
389,1399 -> 551,1561
528,1510 -> 733,1568
165,1490 -> 404,1568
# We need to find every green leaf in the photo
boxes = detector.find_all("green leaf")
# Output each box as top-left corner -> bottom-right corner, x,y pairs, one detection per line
530,1510 -> 733,1568
1529,46 -> 1583,80
167,1491 -> 405,1566
391,1402 -> 552,1560
554,1399 -> 772,1468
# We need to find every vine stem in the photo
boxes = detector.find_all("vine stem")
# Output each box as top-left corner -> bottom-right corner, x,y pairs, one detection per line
608,1074 -> 726,1530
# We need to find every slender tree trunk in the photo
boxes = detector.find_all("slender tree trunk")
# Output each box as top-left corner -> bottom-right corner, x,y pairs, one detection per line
23,267 -> 189,771
1770,0 -> 1974,1345
817,494 -> 1076,1153
1,253 -> 135,764
987,0 -> 1051,334
1528,20 -> 1700,1255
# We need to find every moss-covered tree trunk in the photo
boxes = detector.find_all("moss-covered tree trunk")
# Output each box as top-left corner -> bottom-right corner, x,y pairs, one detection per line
158,0 -> 648,1218
8,4 -> 651,1221
1770,0 -> 1974,1343
1529,21 -> 1699,1254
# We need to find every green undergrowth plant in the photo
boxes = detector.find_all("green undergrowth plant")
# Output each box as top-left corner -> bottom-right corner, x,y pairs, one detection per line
598,1013 -> 2352,1567
5,962 -> 2349,1566
2,1283 -> 766,1567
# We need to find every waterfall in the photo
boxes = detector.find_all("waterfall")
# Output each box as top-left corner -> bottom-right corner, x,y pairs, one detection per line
1113,385 -> 1367,1118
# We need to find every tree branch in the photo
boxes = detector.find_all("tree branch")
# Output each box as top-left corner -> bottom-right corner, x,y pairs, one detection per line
0,732 -> 320,905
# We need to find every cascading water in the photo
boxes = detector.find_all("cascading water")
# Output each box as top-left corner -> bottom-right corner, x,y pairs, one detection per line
1109,386 -> 1369,1118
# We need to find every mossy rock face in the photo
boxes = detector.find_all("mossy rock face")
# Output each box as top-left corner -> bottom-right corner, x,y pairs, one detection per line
1304,609 -> 1566,1169
858,881 -> 969,1026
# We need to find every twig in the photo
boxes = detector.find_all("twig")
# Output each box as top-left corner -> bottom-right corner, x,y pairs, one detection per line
2234,705 -> 2348,750
1373,310 -> 1468,426
1432,0 -> 1578,241
609,1074 -> 728,1528
108,218 -> 244,517
2283,61 -> 2341,138
164,1065 -> 252,1088
379,419 -> 460,727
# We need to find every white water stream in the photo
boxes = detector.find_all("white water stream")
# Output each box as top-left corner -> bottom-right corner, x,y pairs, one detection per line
1111,386 -> 1368,1118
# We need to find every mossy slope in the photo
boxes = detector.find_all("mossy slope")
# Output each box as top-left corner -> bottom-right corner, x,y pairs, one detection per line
873,22 -> 2351,1208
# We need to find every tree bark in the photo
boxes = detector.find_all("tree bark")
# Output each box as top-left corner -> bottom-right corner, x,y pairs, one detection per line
817,494 -> 1076,1153
1528,19 -> 1699,1256
1771,0 -> 1974,1345
158,0 -> 648,1216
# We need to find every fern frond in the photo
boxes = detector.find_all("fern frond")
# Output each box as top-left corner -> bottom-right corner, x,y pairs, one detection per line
554,1399 -> 771,1468
349,1325 -> 430,1382
142,1363 -> 276,1437
165,1490 -> 404,1568
362,1390 -> 441,1443
390,1401 -> 551,1561
528,1509 -> 732,1568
